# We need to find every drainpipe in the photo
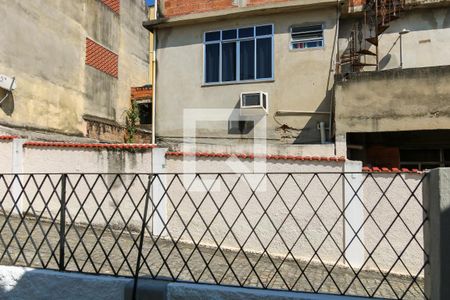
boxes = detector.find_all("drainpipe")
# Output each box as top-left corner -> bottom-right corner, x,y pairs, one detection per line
151,1 -> 158,145
329,0 -> 341,142
320,122 -> 327,144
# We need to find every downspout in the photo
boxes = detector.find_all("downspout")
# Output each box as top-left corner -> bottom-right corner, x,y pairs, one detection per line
151,1 -> 158,145
330,1 -> 341,141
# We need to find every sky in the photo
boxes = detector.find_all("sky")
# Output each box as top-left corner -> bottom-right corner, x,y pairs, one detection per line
146,0 -> 155,5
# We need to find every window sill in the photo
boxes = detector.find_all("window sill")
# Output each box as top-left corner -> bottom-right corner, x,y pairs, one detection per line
289,46 -> 325,52
202,79 -> 275,87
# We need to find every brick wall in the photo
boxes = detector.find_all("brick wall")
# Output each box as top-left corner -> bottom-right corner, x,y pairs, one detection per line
99,0 -> 120,14
131,86 -> 153,101
84,115 -> 152,143
162,0 -> 234,17
85,38 -> 119,78
348,0 -> 366,7
161,0 -> 300,17
160,0 -> 367,17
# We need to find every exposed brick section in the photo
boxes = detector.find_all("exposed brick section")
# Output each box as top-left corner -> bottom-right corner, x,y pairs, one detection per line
99,0 -> 120,14
366,145 -> 400,169
131,86 -> 153,101
85,38 -> 119,78
84,115 -> 152,143
348,0 -> 365,6
161,0 -> 308,17
162,0 -> 234,17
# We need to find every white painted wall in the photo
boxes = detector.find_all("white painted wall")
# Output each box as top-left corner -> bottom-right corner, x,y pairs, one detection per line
0,143 -> 154,230
362,173 -> 425,275
154,156 -> 426,276
0,142 -> 426,279
0,140 -> 13,173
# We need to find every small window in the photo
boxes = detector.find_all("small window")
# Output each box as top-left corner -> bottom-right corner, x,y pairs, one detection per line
136,101 -> 151,124
290,24 -> 324,50
204,25 -> 274,84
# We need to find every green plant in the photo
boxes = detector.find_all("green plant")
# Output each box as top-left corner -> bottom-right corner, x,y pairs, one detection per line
125,101 -> 140,143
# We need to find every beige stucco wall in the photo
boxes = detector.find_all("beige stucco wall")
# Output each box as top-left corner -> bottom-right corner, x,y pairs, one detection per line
0,0 -> 149,136
155,8 -> 338,144
334,66 -> 450,135
339,8 -> 450,71
376,8 -> 450,70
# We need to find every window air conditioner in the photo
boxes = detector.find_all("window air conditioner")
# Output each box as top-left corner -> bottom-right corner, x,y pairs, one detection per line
240,92 -> 268,115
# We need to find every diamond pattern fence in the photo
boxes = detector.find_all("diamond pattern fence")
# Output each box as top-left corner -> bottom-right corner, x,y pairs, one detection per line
0,173 -> 428,299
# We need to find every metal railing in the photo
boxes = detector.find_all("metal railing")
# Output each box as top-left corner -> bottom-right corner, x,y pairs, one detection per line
0,173 -> 428,299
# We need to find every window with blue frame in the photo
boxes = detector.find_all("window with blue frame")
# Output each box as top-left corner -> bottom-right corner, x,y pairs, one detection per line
204,25 -> 274,84
290,24 -> 324,50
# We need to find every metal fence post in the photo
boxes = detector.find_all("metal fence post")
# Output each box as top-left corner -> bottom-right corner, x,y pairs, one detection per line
59,174 -> 67,272
132,174 -> 153,300
423,168 -> 450,300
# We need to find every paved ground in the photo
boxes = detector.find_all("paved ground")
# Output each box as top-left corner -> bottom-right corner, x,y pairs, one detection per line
0,215 -> 425,299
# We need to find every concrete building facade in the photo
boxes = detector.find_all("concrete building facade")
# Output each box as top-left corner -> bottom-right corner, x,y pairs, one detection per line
0,0 -> 151,143
335,0 -> 450,169
146,0 -> 450,169
147,0 -> 339,150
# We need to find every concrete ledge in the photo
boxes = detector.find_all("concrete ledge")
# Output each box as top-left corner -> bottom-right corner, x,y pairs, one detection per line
0,266 -> 132,300
0,266 -> 381,300
125,279 -> 380,300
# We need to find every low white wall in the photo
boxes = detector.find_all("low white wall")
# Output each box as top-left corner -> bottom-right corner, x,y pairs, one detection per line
160,156 -> 346,265
362,173 -> 425,275
0,141 -> 154,230
154,156 -> 426,278
0,142 -> 426,282
23,147 -> 152,174
0,140 -> 13,173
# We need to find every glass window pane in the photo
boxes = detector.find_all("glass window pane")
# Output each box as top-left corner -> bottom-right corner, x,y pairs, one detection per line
292,31 -> 323,41
292,25 -> 323,34
240,40 -> 255,80
222,29 -> 237,40
256,38 -> 272,79
239,27 -> 254,38
222,42 -> 237,82
205,31 -> 220,42
256,25 -> 273,36
205,43 -> 220,83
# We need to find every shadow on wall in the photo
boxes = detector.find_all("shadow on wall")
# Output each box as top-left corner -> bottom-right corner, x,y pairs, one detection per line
291,91 -> 332,144
228,99 -> 256,135
290,15 -> 338,144
0,267 -> 130,300
0,89 -> 15,116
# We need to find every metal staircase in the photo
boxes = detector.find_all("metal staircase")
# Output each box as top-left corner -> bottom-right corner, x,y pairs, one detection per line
340,0 -> 405,72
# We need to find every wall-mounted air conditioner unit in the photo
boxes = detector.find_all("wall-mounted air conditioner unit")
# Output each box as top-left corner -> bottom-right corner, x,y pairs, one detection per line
240,92 -> 268,115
